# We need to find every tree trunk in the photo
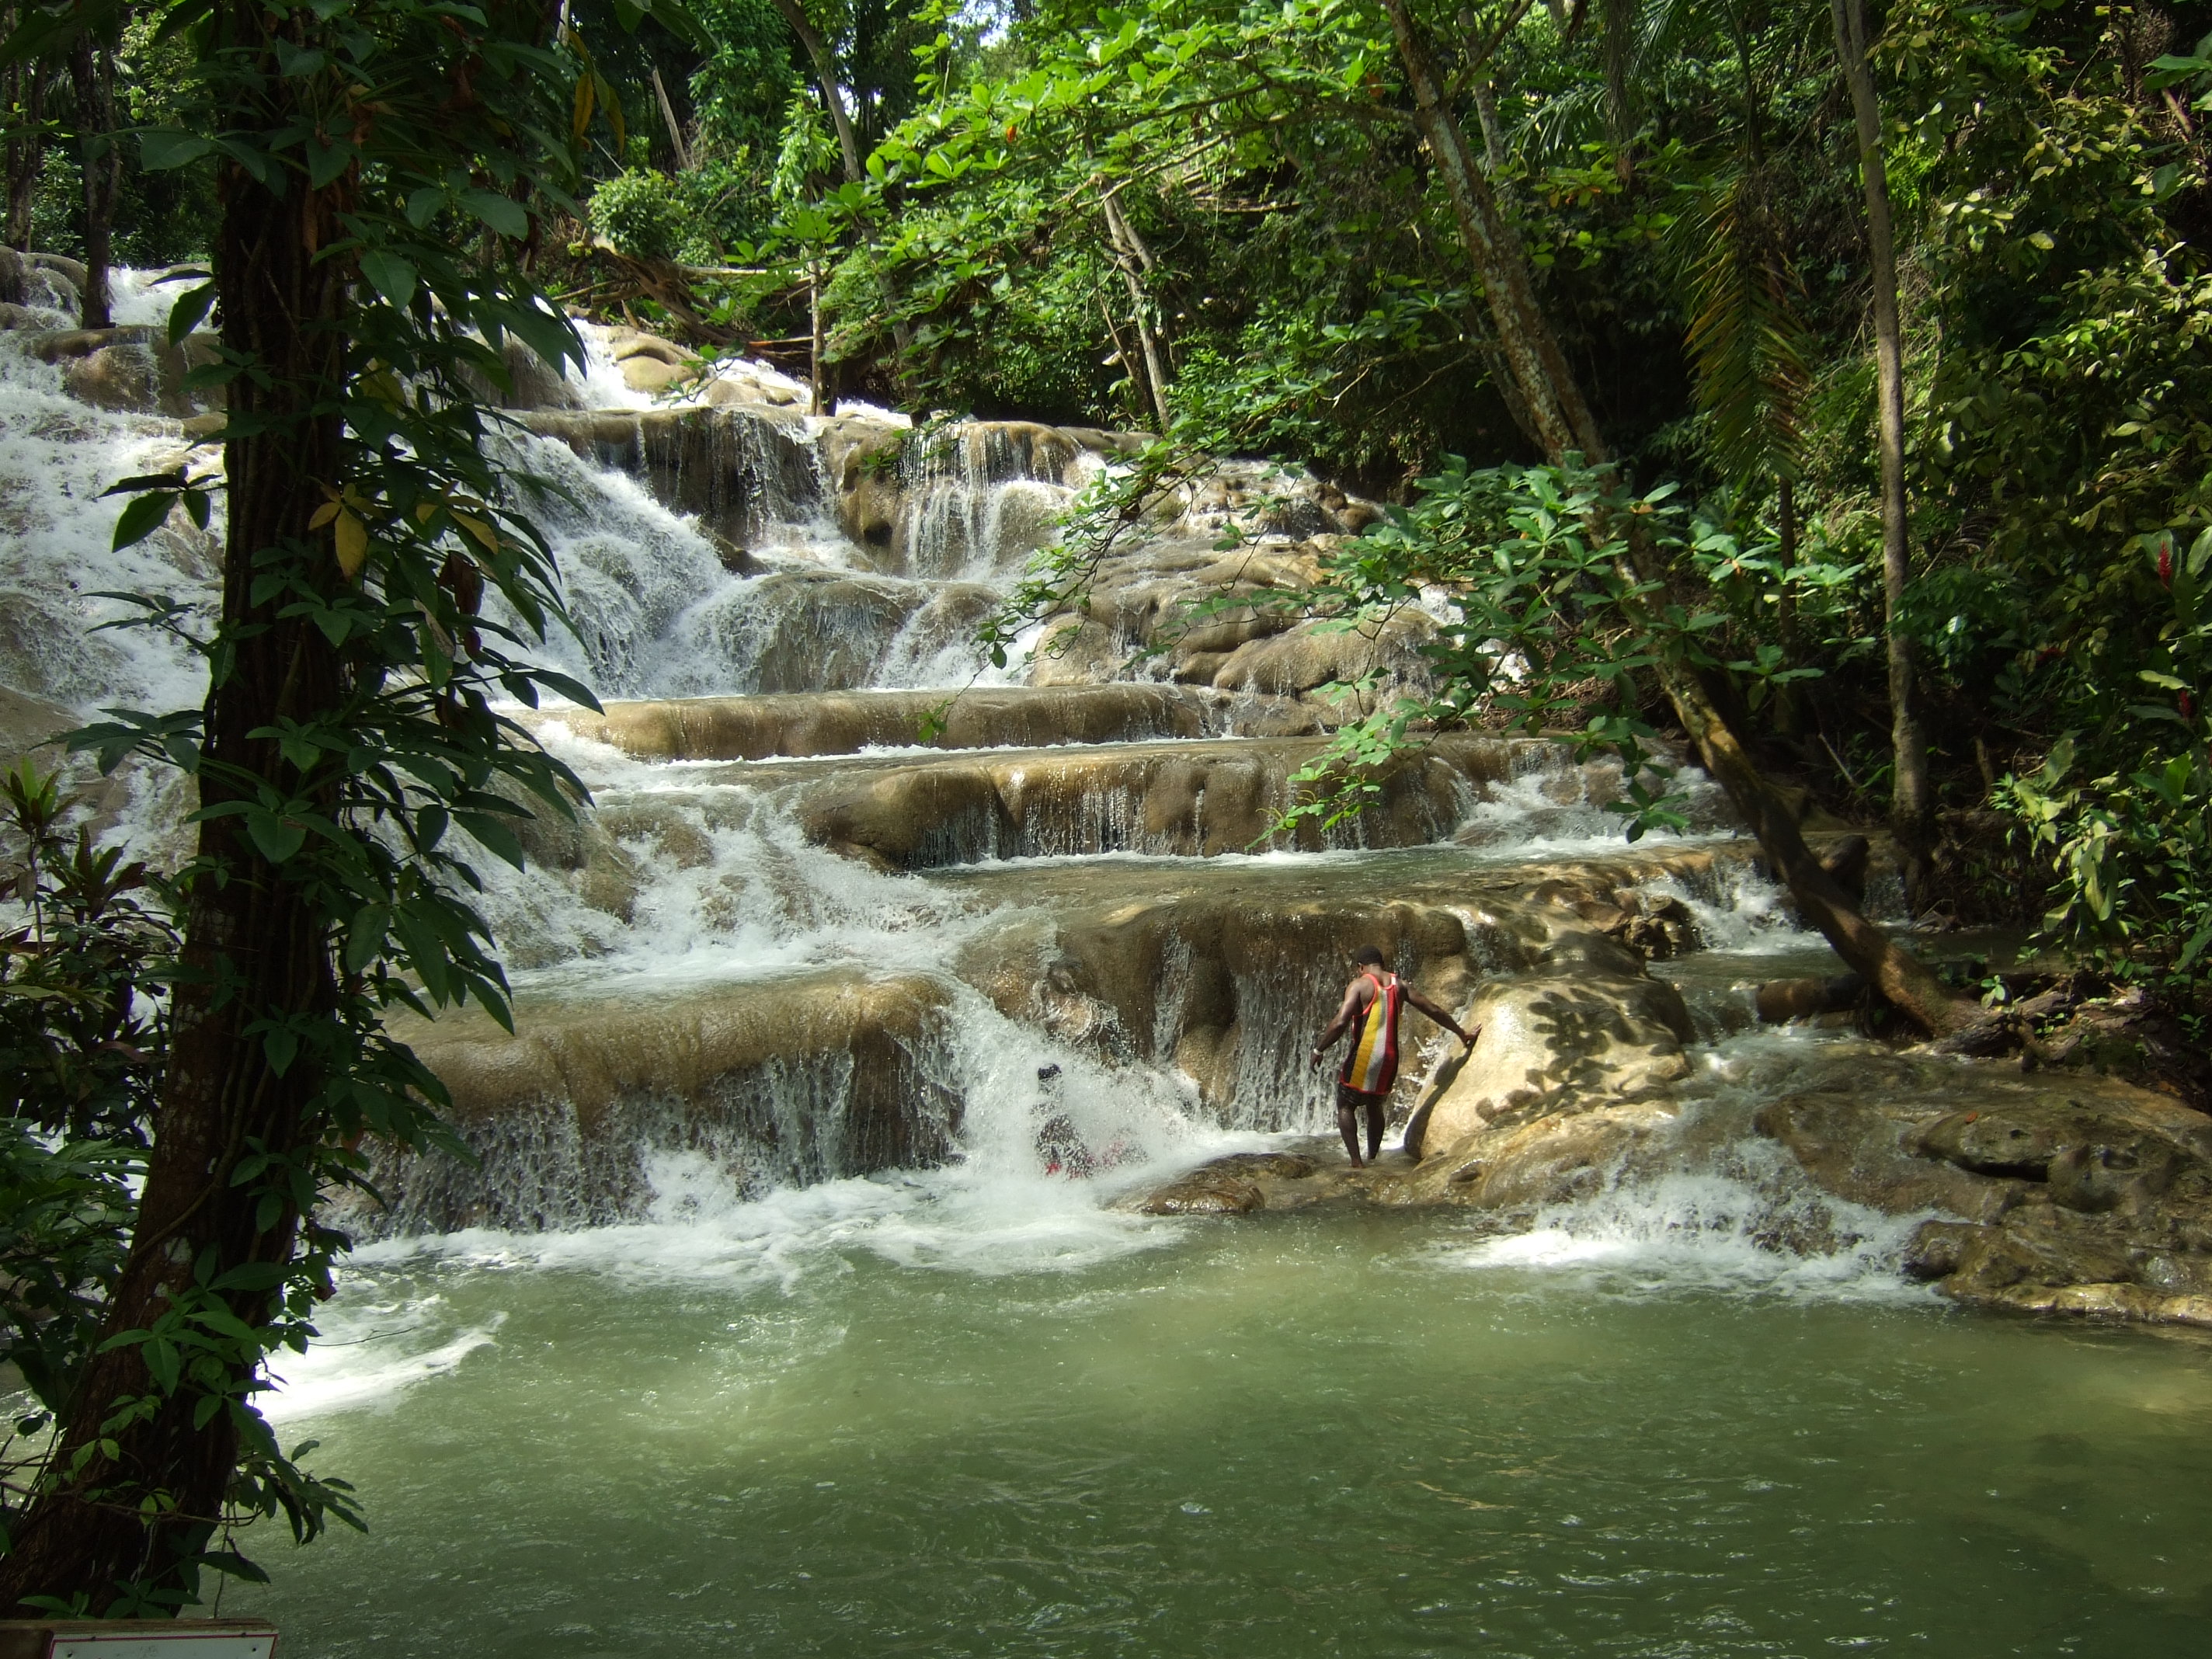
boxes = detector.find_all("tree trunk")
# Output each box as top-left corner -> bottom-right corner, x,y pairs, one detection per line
0,8 -> 351,1612
5,54 -> 47,252
1831,0 -> 1934,903
68,30 -> 119,329
808,265 -> 826,415
1100,187 -> 1172,431
767,0 -> 864,185
649,65 -> 692,172
1376,0 -> 1970,1036
1596,0 -> 1634,177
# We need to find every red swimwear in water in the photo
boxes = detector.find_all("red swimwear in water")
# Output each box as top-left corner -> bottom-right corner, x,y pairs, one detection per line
1337,971 -> 1403,1097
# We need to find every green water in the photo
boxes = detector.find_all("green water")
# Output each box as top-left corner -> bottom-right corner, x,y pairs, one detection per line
235,1205 -> 2212,1657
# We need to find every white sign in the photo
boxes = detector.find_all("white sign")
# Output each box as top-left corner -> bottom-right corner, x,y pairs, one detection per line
47,1631 -> 274,1659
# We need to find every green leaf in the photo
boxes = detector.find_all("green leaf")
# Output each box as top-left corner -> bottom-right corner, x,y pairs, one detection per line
141,130 -> 215,170
197,1551 -> 273,1586
306,139 -> 354,190
245,808 -> 307,864
110,491 -> 177,551
462,189 -> 530,239
167,283 -> 217,346
359,249 -> 419,309
454,811 -> 527,869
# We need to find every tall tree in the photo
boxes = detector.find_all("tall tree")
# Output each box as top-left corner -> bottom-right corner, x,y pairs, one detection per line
1831,0 -> 1933,903
0,0 -> 636,1613
2,33 -> 47,250
67,5 -> 120,327
1376,0 -> 1968,1034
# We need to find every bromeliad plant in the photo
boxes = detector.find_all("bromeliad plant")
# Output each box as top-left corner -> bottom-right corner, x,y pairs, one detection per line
0,0 -> 696,1619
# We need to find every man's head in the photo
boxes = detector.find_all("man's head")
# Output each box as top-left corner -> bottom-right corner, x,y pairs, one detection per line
1352,945 -> 1386,968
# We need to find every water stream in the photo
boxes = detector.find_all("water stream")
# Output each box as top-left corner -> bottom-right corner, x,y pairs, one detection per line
5,298 -> 2207,1654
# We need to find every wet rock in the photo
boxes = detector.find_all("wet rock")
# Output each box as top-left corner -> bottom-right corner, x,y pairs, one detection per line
803,763 -> 1013,868
791,733 -> 1524,869
26,252 -> 86,292
2027,986 -> 2212,1115
1405,934 -> 1693,1157
25,325 -> 220,415
1125,1146 -> 1351,1216
1755,1092 -> 2026,1223
1139,1174 -> 1265,1214
621,354 -> 694,395
1910,1096 -> 2212,1188
0,586 -> 128,704
608,327 -> 694,367
1761,1056 -> 2212,1330
1755,974 -> 1863,1024
0,683 -> 73,763
526,405 -> 822,548
459,336 -> 583,411
1403,1100 -> 1679,1209
1901,1219 -> 1979,1280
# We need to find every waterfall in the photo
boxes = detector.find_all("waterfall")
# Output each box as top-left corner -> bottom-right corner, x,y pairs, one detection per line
0,276 -> 1852,1261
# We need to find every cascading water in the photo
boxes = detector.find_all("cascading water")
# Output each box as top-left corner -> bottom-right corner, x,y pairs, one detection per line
19,283 -> 2191,1659
0,285 -> 1922,1267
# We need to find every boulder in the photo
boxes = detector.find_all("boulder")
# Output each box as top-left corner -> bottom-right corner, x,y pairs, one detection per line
1910,1094 -> 2212,1188
0,683 -> 72,763
1404,932 -> 1693,1157
1753,1091 -> 2026,1223
459,336 -> 583,411
621,354 -> 693,395
607,328 -> 694,367
26,326 -> 220,416
802,763 -> 1012,868
1139,1174 -> 1264,1214
25,252 -> 87,290
1400,1097 -> 1680,1209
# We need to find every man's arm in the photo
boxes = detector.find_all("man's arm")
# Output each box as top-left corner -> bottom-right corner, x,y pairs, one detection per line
1309,979 -> 1372,1066
1404,985 -> 1479,1052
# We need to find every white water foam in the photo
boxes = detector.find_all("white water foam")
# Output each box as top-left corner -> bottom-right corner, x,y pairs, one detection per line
1442,1029 -> 1939,1306
0,336 -> 217,718
265,1307 -> 504,1420
1446,1167 -> 1933,1305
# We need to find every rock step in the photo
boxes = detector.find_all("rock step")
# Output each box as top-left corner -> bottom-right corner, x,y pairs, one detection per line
375,841 -> 1745,1230
735,732 -> 1584,868
946,840 -> 1735,1122
367,969 -> 959,1235
521,684 -> 1246,761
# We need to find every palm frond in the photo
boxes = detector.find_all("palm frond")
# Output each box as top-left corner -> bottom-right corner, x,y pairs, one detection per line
1682,168 -> 1815,485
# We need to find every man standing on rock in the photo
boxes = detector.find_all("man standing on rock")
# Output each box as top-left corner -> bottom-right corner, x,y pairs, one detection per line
1310,947 -> 1477,1169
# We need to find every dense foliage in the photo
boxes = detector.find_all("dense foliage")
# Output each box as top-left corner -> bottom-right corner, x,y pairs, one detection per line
798,0 -> 2212,1010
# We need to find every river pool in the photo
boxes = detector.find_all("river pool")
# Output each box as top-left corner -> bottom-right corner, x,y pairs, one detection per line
234,1183 -> 2212,1657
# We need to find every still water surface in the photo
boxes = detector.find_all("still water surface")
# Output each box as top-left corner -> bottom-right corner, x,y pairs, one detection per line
237,1200 -> 2212,1657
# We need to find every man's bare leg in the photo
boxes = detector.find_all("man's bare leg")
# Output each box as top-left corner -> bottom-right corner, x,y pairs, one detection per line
1335,1085 -> 1367,1167
1365,1096 -> 1386,1163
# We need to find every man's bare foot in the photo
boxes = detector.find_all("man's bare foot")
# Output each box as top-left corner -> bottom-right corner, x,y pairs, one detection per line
1348,1156 -> 1365,1170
